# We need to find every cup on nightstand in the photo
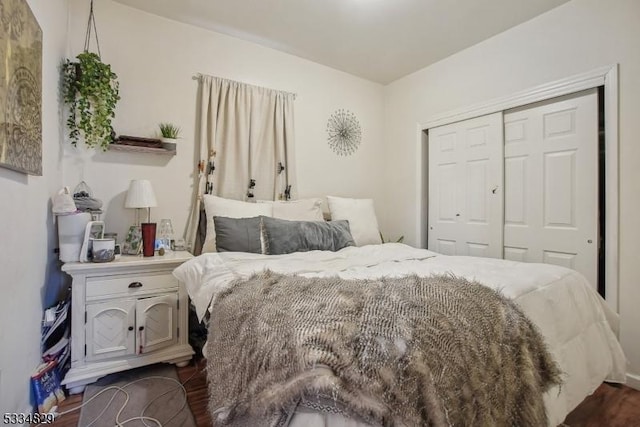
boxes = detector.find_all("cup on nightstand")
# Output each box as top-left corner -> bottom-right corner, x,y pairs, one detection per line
141,223 -> 157,257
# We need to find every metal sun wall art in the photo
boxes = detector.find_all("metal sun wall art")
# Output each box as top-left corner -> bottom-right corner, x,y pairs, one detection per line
327,109 -> 361,156
0,0 -> 42,175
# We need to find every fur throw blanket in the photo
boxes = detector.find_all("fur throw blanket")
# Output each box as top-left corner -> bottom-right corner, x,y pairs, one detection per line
206,272 -> 561,426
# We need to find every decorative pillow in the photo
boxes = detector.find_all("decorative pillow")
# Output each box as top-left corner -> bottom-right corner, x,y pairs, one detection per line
261,216 -> 355,255
213,216 -> 262,253
202,195 -> 272,253
327,196 -> 382,246
258,198 -> 324,221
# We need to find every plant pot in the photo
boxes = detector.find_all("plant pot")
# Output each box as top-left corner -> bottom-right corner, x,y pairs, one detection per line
75,62 -> 82,81
161,138 -> 177,151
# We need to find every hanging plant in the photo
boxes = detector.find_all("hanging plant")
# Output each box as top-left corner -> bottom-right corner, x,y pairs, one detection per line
61,0 -> 120,150
62,52 -> 119,149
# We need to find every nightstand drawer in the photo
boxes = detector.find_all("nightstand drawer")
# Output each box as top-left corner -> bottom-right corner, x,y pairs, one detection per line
86,273 -> 178,298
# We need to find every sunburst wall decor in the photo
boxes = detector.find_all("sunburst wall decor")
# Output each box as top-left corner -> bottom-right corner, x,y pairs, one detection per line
326,109 -> 361,156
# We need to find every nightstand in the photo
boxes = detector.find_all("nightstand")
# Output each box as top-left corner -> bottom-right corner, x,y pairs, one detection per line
61,251 -> 195,394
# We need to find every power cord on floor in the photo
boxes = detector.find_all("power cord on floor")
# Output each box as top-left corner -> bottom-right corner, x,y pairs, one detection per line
45,364 -> 203,426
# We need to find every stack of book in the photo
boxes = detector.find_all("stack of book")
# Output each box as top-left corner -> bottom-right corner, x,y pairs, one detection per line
31,298 -> 71,413
41,298 -> 70,377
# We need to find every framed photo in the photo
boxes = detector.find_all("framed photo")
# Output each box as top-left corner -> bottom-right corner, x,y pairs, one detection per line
79,221 -> 105,262
123,225 -> 142,255
0,0 -> 43,175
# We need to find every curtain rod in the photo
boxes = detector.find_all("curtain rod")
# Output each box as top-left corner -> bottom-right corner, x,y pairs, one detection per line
192,73 -> 297,99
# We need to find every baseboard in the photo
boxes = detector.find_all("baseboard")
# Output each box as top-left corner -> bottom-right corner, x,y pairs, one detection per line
627,372 -> 640,391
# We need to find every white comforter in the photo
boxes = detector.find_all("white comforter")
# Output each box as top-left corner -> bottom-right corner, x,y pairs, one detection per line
173,243 -> 627,426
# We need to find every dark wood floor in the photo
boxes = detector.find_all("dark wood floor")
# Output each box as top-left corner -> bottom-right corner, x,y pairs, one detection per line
563,381 -> 640,426
48,359 -> 212,427
50,359 -> 640,426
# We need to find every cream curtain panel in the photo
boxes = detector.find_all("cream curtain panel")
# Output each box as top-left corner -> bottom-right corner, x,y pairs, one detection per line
185,75 -> 297,250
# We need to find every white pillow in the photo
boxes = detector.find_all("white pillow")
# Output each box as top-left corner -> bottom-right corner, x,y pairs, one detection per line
202,195 -> 272,253
327,196 -> 382,246
258,198 -> 324,221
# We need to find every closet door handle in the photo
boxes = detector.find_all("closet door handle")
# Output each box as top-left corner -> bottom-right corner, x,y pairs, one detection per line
128,326 -> 134,331
128,281 -> 143,288
492,186 -> 499,194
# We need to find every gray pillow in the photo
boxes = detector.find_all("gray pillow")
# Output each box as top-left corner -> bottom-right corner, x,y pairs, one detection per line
261,216 -> 355,255
213,216 -> 262,253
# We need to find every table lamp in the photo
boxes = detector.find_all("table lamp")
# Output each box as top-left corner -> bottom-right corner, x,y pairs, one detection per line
124,179 -> 158,256
125,179 -> 157,224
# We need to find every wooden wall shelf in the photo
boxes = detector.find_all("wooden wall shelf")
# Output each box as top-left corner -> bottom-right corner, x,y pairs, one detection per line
107,144 -> 176,156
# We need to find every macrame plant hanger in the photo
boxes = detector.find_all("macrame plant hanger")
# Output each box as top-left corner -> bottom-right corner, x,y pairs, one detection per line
84,0 -> 101,56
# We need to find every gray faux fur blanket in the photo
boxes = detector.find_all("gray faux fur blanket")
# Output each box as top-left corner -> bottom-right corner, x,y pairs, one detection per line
206,272 -> 562,426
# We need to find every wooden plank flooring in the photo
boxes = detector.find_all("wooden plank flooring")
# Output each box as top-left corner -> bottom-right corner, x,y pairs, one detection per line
564,382 -> 640,426
50,359 -> 640,426
48,359 -> 211,427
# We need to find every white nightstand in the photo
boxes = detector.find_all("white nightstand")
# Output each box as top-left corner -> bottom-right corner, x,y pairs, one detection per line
61,251 -> 195,394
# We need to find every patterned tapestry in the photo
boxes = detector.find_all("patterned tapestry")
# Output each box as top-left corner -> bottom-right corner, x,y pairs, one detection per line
0,0 -> 42,175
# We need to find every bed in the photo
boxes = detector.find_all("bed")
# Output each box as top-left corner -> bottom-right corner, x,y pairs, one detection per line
174,242 -> 627,426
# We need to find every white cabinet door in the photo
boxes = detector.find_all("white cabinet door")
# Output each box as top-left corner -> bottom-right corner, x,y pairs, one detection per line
503,89 -> 598,288
428,112 -> 504,258
136,293 -> 178,355
86,299 -> 136,361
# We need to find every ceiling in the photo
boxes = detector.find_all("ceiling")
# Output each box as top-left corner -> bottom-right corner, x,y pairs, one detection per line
113,0 -> 570,84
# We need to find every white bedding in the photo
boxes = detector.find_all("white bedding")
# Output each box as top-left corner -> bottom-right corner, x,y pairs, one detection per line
173,243 -> 627,425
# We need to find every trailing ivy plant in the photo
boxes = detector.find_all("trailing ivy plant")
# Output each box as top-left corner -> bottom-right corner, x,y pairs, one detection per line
62,52 -> 120,150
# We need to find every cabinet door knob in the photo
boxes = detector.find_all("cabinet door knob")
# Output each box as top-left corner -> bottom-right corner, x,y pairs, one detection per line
139,326 -> 145,331
128,281 -> 143,288
128,326 -> 134,331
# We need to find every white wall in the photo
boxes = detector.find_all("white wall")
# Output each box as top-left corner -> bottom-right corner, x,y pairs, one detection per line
0,0 -> 69,414
382,0 -> 640,382
63,0 -> 385,243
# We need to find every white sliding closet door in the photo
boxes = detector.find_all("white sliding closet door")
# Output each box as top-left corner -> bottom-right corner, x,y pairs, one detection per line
503,89 -> 598,288
428,113 -> 504,258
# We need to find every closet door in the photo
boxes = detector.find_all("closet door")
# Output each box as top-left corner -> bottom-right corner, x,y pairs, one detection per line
503,89 -> 598,288
428,112 -> 504,257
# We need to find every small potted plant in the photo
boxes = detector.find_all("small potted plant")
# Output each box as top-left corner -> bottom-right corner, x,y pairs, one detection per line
159,122 -> 181,150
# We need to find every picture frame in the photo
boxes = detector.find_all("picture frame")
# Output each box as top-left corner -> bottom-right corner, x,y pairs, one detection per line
0,0 -> 43,175
79,221 -> 105,263
123,225 -> 142,255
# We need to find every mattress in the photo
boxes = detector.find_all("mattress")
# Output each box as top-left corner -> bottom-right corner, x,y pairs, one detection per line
173,243 -> 627,426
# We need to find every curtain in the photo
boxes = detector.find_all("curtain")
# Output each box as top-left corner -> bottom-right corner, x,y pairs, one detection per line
185,75 -> 297,251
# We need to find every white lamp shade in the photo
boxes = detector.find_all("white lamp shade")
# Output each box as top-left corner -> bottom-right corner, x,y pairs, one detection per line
125,179 -> 158,208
